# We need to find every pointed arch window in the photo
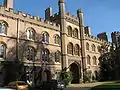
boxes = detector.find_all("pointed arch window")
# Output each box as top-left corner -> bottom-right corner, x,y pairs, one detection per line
41,32 -> 49,43
93,56 -> 97,65
73,28 -> 78,38
0,43 -> 6,58
42,48 -> 50,62
55,51 -> 61,62
67,42 -> 73,55
97,46 -> 101,53
74,44 -> 79,56
67,26 -> 72,37
92,44 -> 96,52
54,34 -> 60,45
27,28 -> 35,40
87,55 -> 91,65
26,46 -> 35,61
86,42 -> 89,51
0,22 -> 7,35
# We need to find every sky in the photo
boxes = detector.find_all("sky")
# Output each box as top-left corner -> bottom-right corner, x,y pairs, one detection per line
1,0 -> 120,42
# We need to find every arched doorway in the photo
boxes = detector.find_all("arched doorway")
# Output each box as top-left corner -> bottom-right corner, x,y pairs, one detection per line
70,63 -> 80,84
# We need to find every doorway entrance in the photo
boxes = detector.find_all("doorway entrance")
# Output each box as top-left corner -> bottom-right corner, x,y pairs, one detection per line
70,63 -> 80,84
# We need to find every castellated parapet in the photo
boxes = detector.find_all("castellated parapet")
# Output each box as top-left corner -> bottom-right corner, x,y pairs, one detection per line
50,12 -> 79,25
0,6 -> 109,44
49,13 -> 60,23
65,12 -> 79,25
51,13 -> 59,19
0,6 -> 60,30
85,34 -> 110,44
66,12 -> 78,20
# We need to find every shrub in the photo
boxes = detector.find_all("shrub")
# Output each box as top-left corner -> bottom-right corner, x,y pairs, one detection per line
59,71 -> 73,85
83,70 -> 92,83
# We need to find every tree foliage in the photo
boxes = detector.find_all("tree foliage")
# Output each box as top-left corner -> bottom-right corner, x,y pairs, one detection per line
59,71 -> 73,85
99,43 -> 120,81
1,61 -> 25,86
84,70 -> 92,83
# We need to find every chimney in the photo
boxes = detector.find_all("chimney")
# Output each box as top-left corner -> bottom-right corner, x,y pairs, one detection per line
45,7 -> 52,20
84,26 -> 91,35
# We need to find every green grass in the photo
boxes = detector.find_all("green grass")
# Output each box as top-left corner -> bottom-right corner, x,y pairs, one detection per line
91,82 -> 120,90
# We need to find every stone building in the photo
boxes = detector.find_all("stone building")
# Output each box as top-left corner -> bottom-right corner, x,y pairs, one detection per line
0,0 -> 109,84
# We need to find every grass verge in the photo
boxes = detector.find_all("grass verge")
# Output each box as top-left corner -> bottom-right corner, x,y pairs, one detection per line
91,82 -> 120,90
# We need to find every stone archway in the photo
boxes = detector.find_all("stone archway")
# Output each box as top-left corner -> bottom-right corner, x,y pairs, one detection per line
70,62 -> 80,84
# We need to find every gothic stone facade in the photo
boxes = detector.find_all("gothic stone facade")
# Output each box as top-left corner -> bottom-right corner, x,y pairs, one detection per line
0,0 -> 109,84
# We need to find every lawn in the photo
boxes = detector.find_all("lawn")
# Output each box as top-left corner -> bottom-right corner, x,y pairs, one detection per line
91,82 -> 120,90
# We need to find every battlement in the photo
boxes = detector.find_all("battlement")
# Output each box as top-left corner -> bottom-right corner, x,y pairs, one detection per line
49,10 -> 79,21
66,12 -> 78,20
51,13 -> 59,18
112,31 -> 120,34
50,13 -> 60,22
85,34 -> 108,43
0,6 -> 60,29
65,12 -> 79,25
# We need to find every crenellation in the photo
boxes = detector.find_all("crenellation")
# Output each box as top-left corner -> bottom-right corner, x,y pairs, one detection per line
22,13 -> 27,17
40,18 -> 45,22
66,12 -> 78,20
44,20 -> 49,24
65,12 -> 79,25
9,8 -> 14,13
26,14 -> 31,18
30,15 -> 33,19
85,34 -> 108,43
18,11 -> 23,16
52,13 -> 59,17
33,16 -> 38,20
36,16 -> 40,21
0,6 -> 60,29
0,6 -> 5,11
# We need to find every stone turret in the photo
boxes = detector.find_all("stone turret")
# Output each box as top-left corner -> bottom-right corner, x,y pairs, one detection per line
4,0 -> 13,9
77,8 -> 84,26
77,8 -> 86,81
45,7 -> 52,20
58,0 -> 68,70
85,26 -> 91,35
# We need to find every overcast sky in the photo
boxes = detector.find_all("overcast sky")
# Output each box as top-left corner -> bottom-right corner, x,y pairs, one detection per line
1,0 -> 120,41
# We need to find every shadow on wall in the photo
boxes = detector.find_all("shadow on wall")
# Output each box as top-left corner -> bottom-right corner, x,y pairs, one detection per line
0,31 -> 57,86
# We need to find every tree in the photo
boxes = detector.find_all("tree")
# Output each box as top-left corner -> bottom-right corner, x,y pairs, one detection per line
1,61 -> 25,86
59,70 -> 73,85
84,70 -> 92,82
99,42 -> 120,81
